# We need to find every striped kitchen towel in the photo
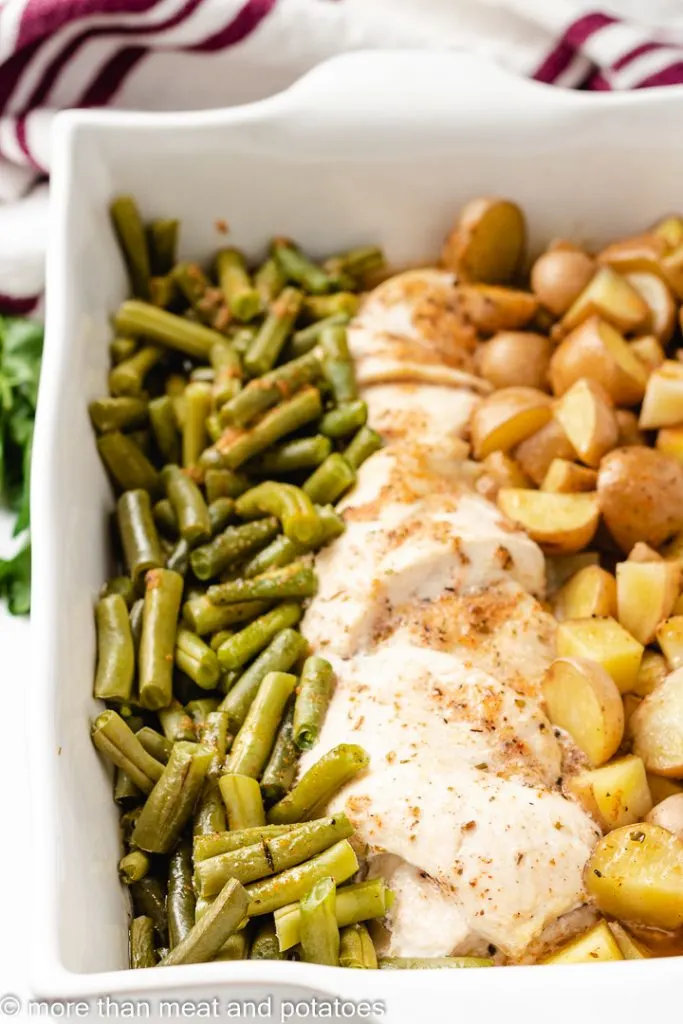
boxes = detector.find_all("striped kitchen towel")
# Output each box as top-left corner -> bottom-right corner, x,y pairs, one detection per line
1,0 -> 683,311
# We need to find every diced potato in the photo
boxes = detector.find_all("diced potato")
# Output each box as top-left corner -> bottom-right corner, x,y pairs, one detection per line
559,267 -> 650,336
645,793 -> 683,840
627,542 -> 663,563
567,755 -> 652,830
639,361 -> 683,429
632,650 -> 668,697
546,551 -> 600,592
456,284 -> 538,334
542,921 -> 623,965
596,447 -> 683,553
553,379 -> 618,468
616,559 -> 681,645
631,667 -> 683,776
441,197 -> 526,284
673,594 -> 683,615
497,489 -> 600,555
541,459 -> 597,494
585,822 -> 683,929
475,451 -> 531,501
647,774 -> 683,804
656,426 -> 683,464
477,331 -> 552,391
623,693 -> 642,741
549,317 -> 649,406
615,410 -> 645,448
653,216 -> 683,250
624,273 -> 676,342
470,387 -> 552,460
599,233 -> 668,277
553,565 -> 616,621
630,335 -> 666,371
607,921 -> 650,959
514,420 -> 576,485
655,615 -> 683,669
556,617 -> 643,694
662,244 -> 683,300
543,656 -> 624,766
531,250 -> 596,317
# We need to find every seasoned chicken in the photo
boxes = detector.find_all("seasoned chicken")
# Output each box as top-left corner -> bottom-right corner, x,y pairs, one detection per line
363,382 -> 479,451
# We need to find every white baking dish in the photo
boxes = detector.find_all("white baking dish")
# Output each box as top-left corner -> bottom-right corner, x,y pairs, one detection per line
31,50 -> 682,1021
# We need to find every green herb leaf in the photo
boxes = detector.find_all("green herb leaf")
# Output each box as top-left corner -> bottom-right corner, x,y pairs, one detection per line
0,539 -> 31,615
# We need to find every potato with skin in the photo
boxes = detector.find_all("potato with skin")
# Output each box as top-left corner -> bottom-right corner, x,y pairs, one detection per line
632,650 -> 668,698
556,617 -> 643,694
543,656 -> 624,766
645,793 -> 683,839
660,530 -> 683,563
598,233 -> 668,278
596,447 -> 683,552
542,922 -> 623,965
616,559 -> 681,645
652,216 -> 683,250
497,489 -> 600,555
629,335 -> 665,372
553,378 -> 618,468
470,386 -> 552,460
455,284 -> 538,334
655,616 -> 683,670
474,451 -> 531,501
662,244 -> 683,300
631,667 -> 683,776
514,420 -> 576,485
656,426 -> 683,463
549,317 -> 649,406
627,542 -> 663,563
558,266 -> 650,336
615,410 -> 646,448
639,361 -> 683,429
568,755 -> 652,830
624,273 -> 676,342
585,823 -> 683,930
477,331 -> 552,390
648,774 -> 683,804
541,459 -> 597,493
623,693 -> 642,741
441,197 -> 526,284
530,249 -> 596,317
552,564 -> 616,621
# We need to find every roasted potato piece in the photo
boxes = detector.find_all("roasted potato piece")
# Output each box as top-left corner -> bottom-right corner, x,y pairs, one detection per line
655,616 -> 683,670
627,542 -> 663,563
497,489 -> 600,555
542,922 -> 623,965
615,409 -> 645,448
656,426 -> 683,464
640,361 -> 683,429
552,565 -> 616,621
513,420 -> 576,485
441,197 -> 526,284
625,273 -> 676,342
549,318 -> 649,406
585,822 -> 683,930
607,921 -> 650,959
470,387 -> 552,460
456,284 -> 538,334
559,267 -> 650,336
623,693 -> 643,741
645,793 -> 683,839
556,617 -> 643,694
598,233 -> 668,278
616,559 -> 680,645
553,379 -> 618,468
629,335 -> 665,372
546,551 -> 600,591
474,451 -> 531,501
530,249 -> 596,317
662,244 -> 683,300
541,459 -> 598,493
632,650 -> 668,698
631,667 -> 683,776
543,656 -> 624,766
568,755 -> 652,830
477,331 -> 551,391
653,216 -> 683,250
596,447 -> 683,552
648,774 -> 683,804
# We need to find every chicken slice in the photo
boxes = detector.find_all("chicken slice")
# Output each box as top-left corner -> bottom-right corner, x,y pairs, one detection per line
363,382 -> 479,451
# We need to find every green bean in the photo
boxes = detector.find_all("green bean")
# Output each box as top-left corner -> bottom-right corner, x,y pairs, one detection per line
201,710 -> 230,779
235,482 -> 321,546
290,314 -> 351,358
182,382 -> 212,469
246,840 -> 358,917
190,518 -> 279,581
300,877 -> 339,966
325,245 -> 385,281
161,878 -> 248,967
205,469 -> 251,503
114,300 -> 225,361
339,923 -> 377,969
220,352 -> 321,428
268,744 -> 369,824
138,568 -> 184,710
379,957 -> 493,970
219,774 -> 266,830
225,671 -> 296,778
242,506 -> 344,578
147,218 -> 178,276
153,498 -> 178,539
93,595 -> 135,703
133,742 -> 212,854
166,536 -> 190,575
113,768 -> 142,808
293,656 -> 334,751
209,386 -> 322,471
89,396 -> 148,434
161,464 -> 211,545
250,919 -> 283,960
148,395 -> 180,465
208,497 -> 235,535
158,698 -> 196,742
274,878 -> 391,952
214,931 -> 250,961
118,490 -> 164,588
260,701 -> 298,805
210,630 -> 233,652
109,346 -> 162,398
128,428 -> 154,459
194,780 -> 227,837
172,262 -> 229,331
194,824 -> 296,862
206,412 -> 222,443
149,275 -> 178,310
91,711 -> 163,794
219,669 -> 240,695
210,341 -> 242,409
129,598 -> 144,654
97,432 -> 160,495
186,698 -> 220,725
303,293 -> 359,322
216,248 -> 260,322
119,850 -> 150,884
248,436 -> 332,476
344,426 -> 382,470
218,603 -> 302,672
130,916 -> 157,969
110,196 -> 151,299
191,368 -> 215,386
218,628 -> 307,730
320,324 -> 357,404
319,400 -> 367,440
183,595 -> 269,636
207,563 -> 316,606
120,806 -> 143,847
110,336 -> 138,364
254,257 -> 286,308
175,627 -> 220,690
135,726 -> 172,764
244,287 -> 303,378
271,239 -> 333,295
168,841 -> 196,949
230,325 -> 258,356
131,876 -> 168,944
118,707 -> 144,730
302,454 -> 355,506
